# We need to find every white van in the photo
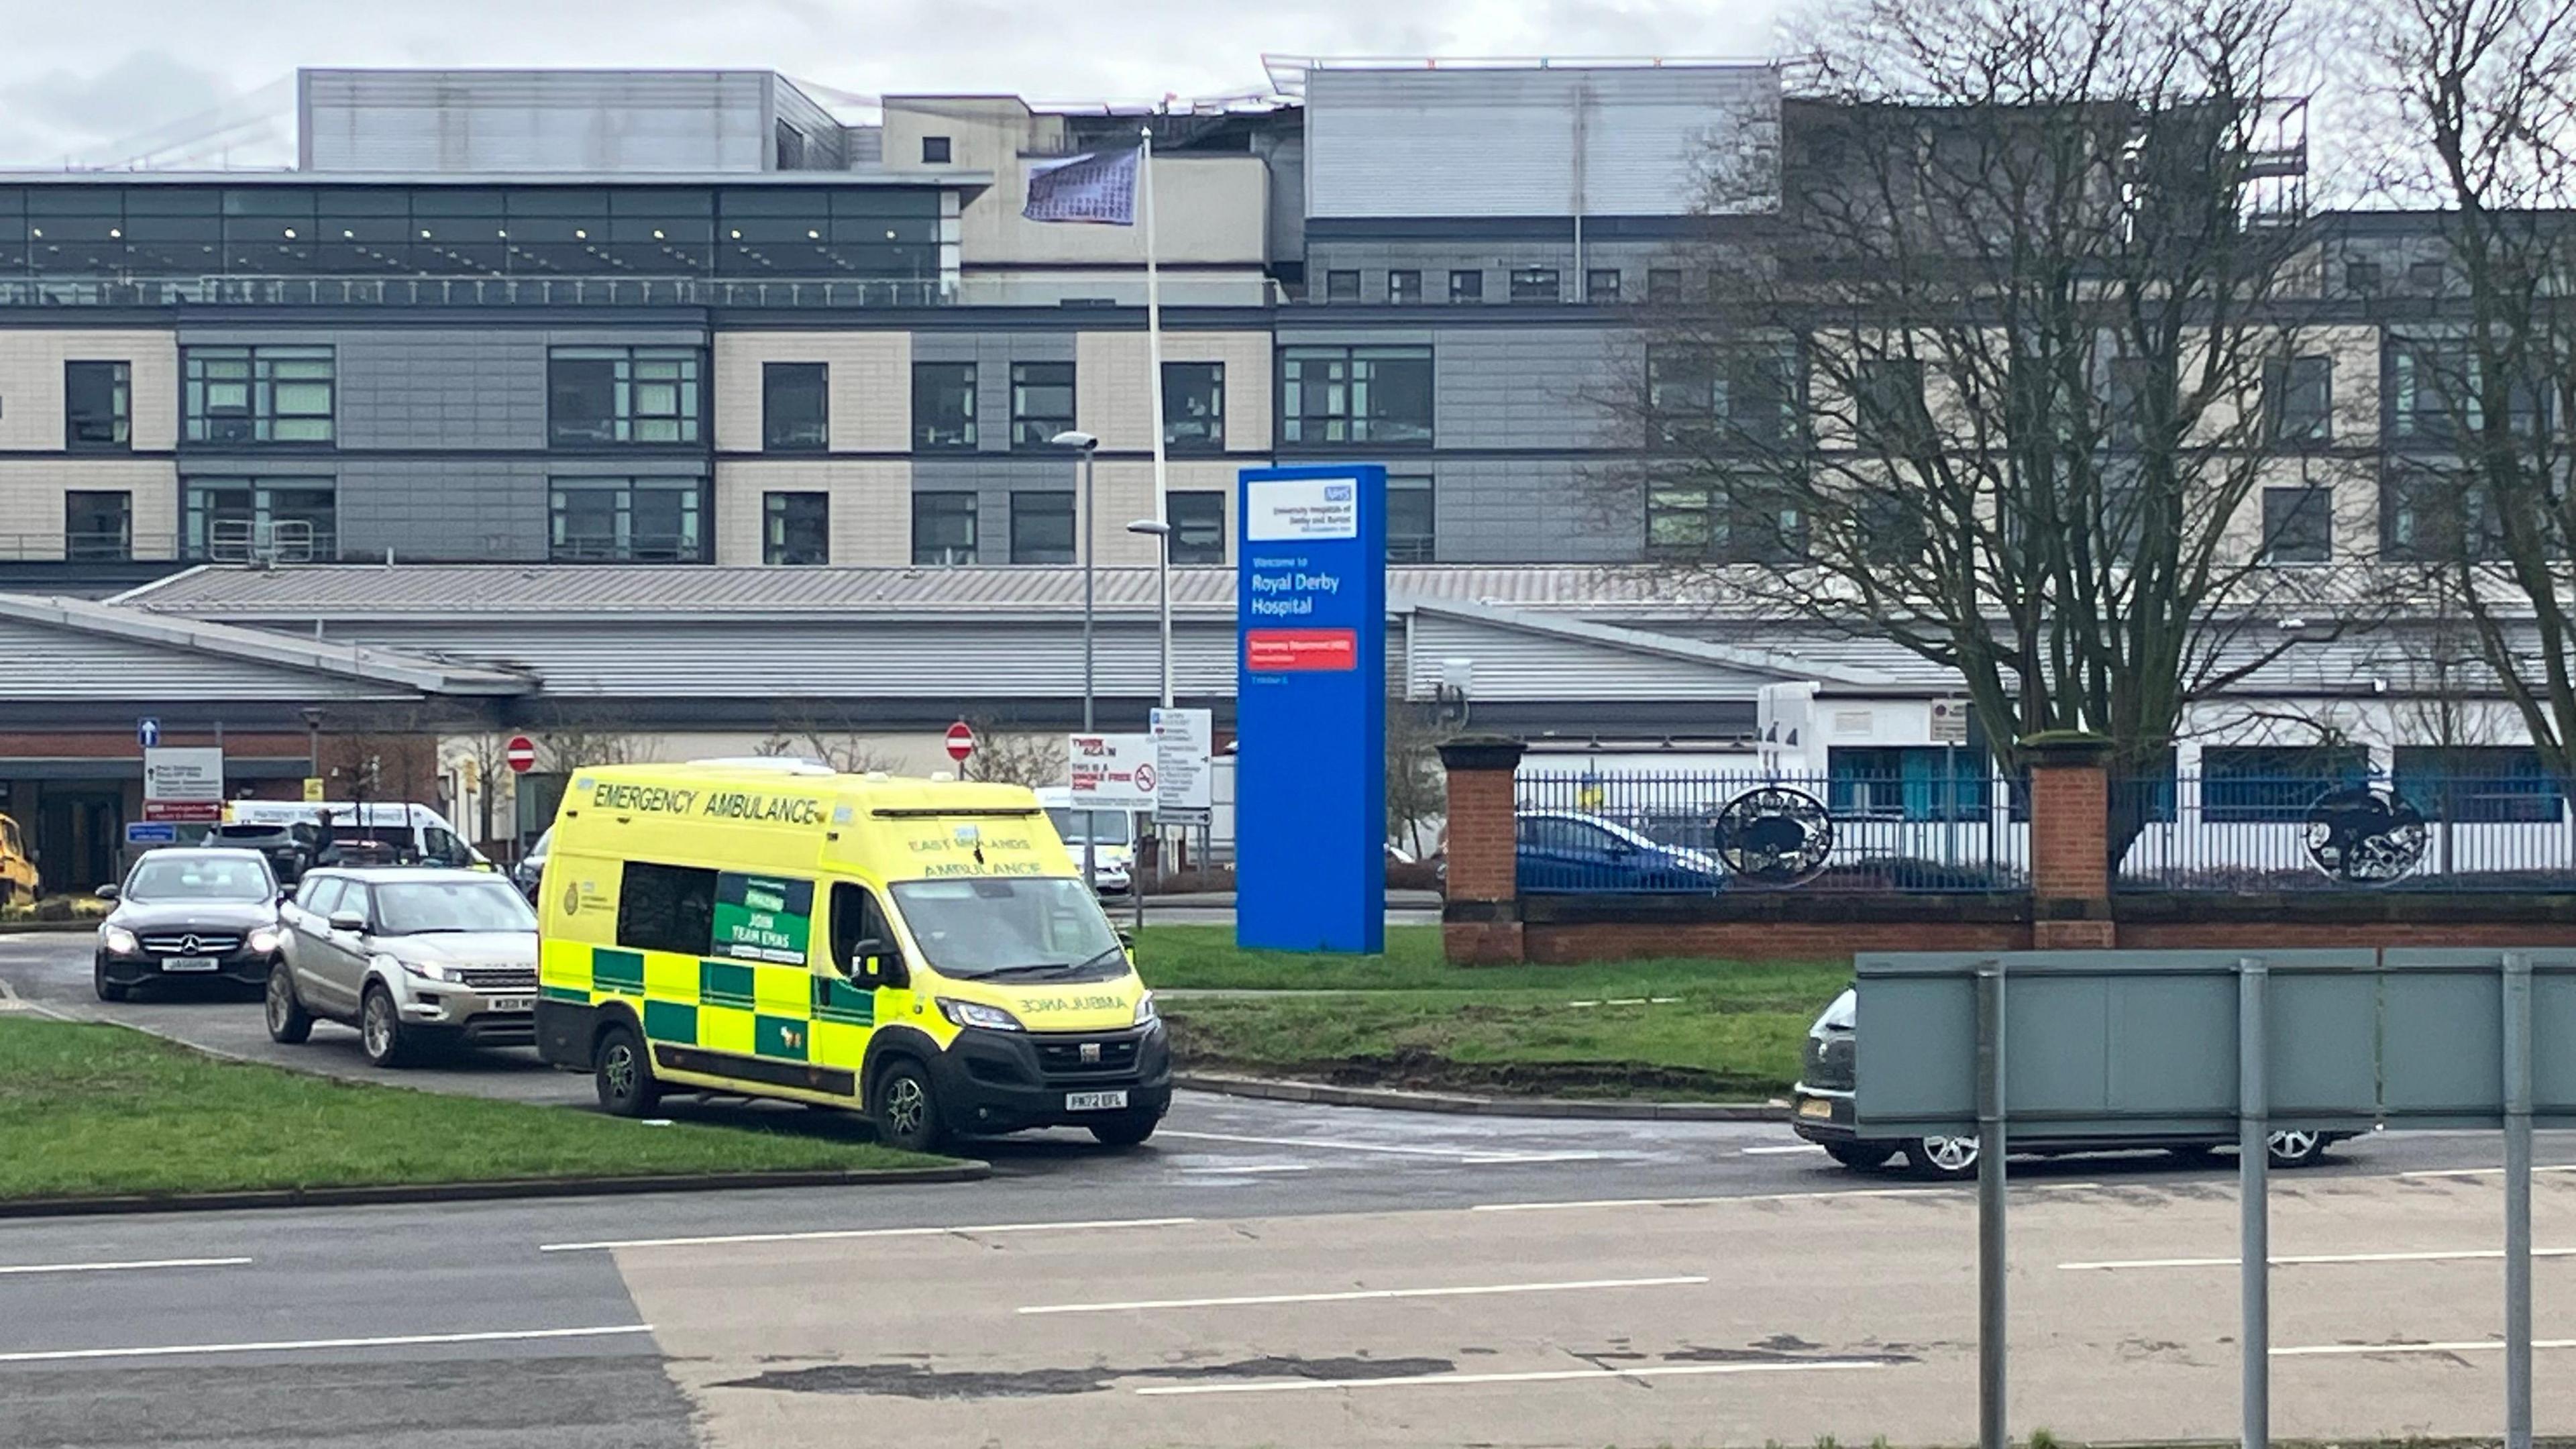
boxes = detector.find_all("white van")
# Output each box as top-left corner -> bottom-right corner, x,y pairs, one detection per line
1034,787 -> 1134,896
219,801 -> 490,871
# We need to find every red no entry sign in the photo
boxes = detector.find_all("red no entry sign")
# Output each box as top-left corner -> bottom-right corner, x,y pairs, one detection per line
505,735 -> 537,773
945,720 -> 976,762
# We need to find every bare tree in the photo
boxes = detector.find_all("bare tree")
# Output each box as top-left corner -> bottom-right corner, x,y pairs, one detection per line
1593,0 -> 2347,868
2366,0 -> 2576,788
756,707 -> 904,775
1386,696 -> 1453,858
532,707 -> 648,775
958,718 -> 1067,790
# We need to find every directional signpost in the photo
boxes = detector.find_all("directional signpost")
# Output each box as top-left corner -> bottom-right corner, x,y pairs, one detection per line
1150,707 -> 1213,828
142,746 -> 223,824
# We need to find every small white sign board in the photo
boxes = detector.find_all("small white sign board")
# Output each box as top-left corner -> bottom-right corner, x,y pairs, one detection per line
1151,708 -> 1214,825
1245,478 -> 1359,542
144,747 -> 224,803
1067,733 -> 1160,809
1929,699 -> 1971,746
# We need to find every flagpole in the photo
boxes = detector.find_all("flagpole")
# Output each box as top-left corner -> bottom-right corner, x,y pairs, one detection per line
1141,125 -> 1171,716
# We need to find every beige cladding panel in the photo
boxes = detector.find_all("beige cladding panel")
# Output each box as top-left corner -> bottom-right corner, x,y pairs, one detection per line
0,458 -> 178,559
712,332 -> 912,453
713,460 -> 912,566
1082,458 -> 1242,566
1073,331 -> 1271,453
0,330 -> 178,451
961,152 -> 1268,267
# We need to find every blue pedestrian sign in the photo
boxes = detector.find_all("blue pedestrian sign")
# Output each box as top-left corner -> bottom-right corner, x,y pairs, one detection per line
123,822 -> 178,847
136,718 -> 160,749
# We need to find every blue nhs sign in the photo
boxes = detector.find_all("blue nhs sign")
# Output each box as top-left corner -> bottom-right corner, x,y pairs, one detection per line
1234,464 -> 1387,953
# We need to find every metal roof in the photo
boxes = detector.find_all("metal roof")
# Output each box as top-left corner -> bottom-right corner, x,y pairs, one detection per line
0,592 -> 533,696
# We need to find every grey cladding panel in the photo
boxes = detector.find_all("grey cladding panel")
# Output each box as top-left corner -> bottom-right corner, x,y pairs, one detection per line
1428,458 -> 1637,564
302,68 -> 775,174
336,458 -> 551,564
1434,327 -> 1623,449
337,329 -> 551,451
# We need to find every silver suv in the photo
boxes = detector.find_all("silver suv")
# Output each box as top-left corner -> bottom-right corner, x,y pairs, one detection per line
268,867 -> 539,1067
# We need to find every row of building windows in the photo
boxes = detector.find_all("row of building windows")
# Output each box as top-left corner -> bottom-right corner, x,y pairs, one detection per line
0,186 -> 943,280
1319,266 -> 1705,306
54,475 -> 1442,568
1823,744 -> 2569,825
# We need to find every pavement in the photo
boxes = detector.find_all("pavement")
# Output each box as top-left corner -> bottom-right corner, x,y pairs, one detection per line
3,931 -> 2570,1447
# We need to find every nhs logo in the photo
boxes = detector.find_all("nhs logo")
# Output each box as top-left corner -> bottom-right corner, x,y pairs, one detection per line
1324,483 -> 1353,502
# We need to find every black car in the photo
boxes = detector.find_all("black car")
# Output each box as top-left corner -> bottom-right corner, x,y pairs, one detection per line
1790,987 -> 2343,1179
201,821 -> 321,886
511,826 -> 551,903
94,848 -> 286,1001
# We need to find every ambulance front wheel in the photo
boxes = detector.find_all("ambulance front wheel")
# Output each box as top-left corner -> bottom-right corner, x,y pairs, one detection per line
594,1022 -> 661,1118
873,1059 -> 947,1152
1087,1110 -> 1161,1148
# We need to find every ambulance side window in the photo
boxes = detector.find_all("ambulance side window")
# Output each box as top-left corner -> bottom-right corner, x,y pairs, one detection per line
619,861 -> 716,957
830,883 -> 897,978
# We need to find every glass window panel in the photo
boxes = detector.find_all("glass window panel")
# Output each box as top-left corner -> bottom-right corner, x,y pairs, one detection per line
912,493 -> 978,564
1009,491 -> 1076,564
1163,362 -> 1224,451
1169,490 -> 1226,564
763,362 -> 828,451
914,362 -> 977,449
1010,362 -> 1075,449
763,491 -> 830,565
1387,476 -> 1436,562
64,361 -> 130,449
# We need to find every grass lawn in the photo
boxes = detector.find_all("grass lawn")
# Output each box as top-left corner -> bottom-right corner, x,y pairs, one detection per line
1138,924 -> 1847,1100
0,1018 -> 943,1201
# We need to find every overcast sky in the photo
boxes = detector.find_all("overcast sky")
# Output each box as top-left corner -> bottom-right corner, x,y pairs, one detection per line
0,0 -> 1788,168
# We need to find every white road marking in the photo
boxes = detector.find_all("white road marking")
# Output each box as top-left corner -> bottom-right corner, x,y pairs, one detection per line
1157,1129 -> 1532,1160
1177,1164 -> 1313,1175
2398,1165 -> 2576,1179
1456,1152 -> 1604,1166
2063,1247 -> 2576,1271
1133,1358 -> 1890,1396
2275,1338 -> 2576,1358
0,1256 -> 252,1277
1741,1144 -> 1827,1156
1474,1181 -> 2100,1213
0,1324 -> 653,1364
1020,1273 -> 1708,1316
539,1216 -> 1195,1253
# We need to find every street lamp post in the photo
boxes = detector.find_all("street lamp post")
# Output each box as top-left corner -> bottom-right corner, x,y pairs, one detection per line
1127,517 -> 1173,931
1052,431 -> 1102,896
299,706 -> 323,798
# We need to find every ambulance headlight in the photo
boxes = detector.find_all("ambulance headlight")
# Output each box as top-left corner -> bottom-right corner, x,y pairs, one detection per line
1133,991 -> 1159,1026
937,998 -> 1026,1032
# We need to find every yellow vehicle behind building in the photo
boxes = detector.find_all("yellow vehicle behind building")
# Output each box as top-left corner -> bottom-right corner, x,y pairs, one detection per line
532,760 -> 1167,1151
0,812 -> 37,908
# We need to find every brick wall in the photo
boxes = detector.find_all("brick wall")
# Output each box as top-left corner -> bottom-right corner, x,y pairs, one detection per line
1436,739 -> 1525,907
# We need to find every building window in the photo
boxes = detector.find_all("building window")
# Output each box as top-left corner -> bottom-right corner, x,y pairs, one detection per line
2345,258 -> 2381,293
1324,270 -> 1360,303
1647,268 -> 1684,303
183,478 -> 337,562
1448,269 -> 1483,303
913,362 -> 977,450
546,478 -> 705,562
1509,267 -> 1561,303
2103,357 -> 2160,450
2200,746 -> 2371,823
763,362 -> 828,452
2382,466 -> 2506,561
1647,484 -> 1807,563
1009,491 -> 1076,564
1010,362 -> 1075,449
2263,355 -> 2332,444
1646,345 -> 1797,449
763,491 -> 829,565
2260,486 -> 2331,565
921,136 -> 952,164
547,347 -> 701,446
1853,358 -> 1932,453
1829,747 -> 1986,822
183,345 -> 334,444
1387,475 -> 1435,563
1387,270 -> 1421,305
1279,345 -> 1434,448
2393,746 -> 2568,824
2409,258 -> 2447,292
64,490 -> 131,562
1586,268 -> 1621,303
1163,362 -> 1224,451
64,361 -> 129,450
1169,490 -> 1226,564
913,492 -> 977,564
2386,335 -> 2547,445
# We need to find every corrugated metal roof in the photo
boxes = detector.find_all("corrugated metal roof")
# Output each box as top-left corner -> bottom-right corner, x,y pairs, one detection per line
0,592 -> 533,696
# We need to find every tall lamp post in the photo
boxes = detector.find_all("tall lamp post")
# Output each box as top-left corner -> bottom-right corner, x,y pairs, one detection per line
1052,431 -> 1101,896
1126,517 -> 1172,932
299,706 -> 323,798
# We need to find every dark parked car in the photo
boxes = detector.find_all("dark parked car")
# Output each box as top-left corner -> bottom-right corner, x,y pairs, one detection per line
93,848 -> 285,1001
202,821 -> 322,886
1516,810 -> 1725,893
1790,987 -> 2343,1178
512,826 -> 551,902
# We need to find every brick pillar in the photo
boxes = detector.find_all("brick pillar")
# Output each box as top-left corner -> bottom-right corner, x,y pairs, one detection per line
1437,737 -> 1526,964
2026,733 -> 2116,949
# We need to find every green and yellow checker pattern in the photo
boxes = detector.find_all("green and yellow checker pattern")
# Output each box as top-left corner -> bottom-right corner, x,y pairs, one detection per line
541,939 -> 877,1086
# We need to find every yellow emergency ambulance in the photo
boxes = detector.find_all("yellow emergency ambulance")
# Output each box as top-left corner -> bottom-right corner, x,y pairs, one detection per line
532,759 -> 1168,1151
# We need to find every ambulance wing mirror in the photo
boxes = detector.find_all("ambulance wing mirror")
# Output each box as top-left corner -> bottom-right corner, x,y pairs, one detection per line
851,938 -> 908,989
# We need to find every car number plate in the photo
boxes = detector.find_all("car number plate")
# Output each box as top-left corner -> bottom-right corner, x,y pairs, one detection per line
160,957 -> 220,973
1065,1090 -> 1129,1112
486,997 -> 534,1013
1797,1097 -> 1834,1120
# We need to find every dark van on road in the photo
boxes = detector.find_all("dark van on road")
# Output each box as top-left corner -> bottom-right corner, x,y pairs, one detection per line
1790,986 -> 2343,1179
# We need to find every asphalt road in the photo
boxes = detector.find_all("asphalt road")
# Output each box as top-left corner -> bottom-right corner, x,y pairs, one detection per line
2,930 -> 2569,1447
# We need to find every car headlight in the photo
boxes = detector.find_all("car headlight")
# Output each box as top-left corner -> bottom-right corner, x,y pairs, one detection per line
1133,991 -> 1159,1026
401,957 -> 465,983
246,926 -> 282,955
102,925 -> 137,955
936,998 -> 1026,1032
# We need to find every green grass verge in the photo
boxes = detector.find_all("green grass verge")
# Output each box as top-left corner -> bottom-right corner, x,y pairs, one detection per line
0,1018 -> 943,1201
1139,924 -> 1845,1100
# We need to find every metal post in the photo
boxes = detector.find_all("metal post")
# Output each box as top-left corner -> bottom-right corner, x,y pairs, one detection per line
2504,951 -> 2535,1449
2239,955 -> 2270,1449
1975,959 -> 2007,1449
1080,447 -> 1097,898
1134,529 -> 1166,938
